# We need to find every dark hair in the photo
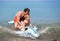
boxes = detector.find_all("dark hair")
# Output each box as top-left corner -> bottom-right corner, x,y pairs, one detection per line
24,8 -> 30,12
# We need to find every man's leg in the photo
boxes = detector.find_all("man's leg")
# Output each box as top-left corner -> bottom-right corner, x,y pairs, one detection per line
14,22 -> 18,29
14,22 -> 21,30
14,21 -> 26,30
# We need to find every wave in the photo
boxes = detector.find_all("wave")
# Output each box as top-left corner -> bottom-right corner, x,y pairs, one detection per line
0,26 -> 49,36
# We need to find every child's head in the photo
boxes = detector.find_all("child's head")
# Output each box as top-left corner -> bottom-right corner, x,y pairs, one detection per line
24,15 -> 30,20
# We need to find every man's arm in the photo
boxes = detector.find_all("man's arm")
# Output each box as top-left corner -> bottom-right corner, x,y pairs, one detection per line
29,19 -> 32,26
16,11 -> 22,25
29,23 -> 32,26
28,15 -> 32,26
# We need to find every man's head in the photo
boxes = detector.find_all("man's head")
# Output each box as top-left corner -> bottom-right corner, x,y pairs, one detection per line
24,8 -> 30,15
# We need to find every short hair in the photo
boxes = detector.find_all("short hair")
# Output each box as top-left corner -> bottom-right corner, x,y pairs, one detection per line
24,8 -> 30,12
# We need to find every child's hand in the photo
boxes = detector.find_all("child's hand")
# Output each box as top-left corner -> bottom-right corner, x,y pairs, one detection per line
29,23 -> 32,26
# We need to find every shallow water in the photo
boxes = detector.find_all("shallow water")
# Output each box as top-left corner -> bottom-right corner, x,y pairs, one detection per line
0,23 -> 60,41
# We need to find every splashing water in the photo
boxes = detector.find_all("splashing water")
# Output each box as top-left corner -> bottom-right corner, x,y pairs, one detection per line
0,26 -> 49,38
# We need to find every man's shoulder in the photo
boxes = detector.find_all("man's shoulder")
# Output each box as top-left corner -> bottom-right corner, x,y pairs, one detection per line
16,11 -> 25,16
18,11 -> 24,13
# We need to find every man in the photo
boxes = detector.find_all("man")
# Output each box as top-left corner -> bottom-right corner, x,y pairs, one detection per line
14,8 -> 32,30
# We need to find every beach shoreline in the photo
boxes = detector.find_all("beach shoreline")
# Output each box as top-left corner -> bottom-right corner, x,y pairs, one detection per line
0,24 -> 60,41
